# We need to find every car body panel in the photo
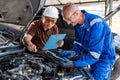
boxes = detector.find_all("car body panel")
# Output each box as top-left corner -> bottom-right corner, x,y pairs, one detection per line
0,0 -> 45,41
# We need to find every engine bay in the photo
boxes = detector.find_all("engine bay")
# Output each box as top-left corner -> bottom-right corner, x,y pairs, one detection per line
0,34 -> 92,80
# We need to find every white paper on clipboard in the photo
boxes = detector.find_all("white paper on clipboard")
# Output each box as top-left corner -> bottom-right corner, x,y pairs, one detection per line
42,34 -> 66,50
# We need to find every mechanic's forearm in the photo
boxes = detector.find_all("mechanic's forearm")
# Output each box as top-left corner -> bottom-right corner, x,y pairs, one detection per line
74,53 -> 99,67
23,36 -> 33,47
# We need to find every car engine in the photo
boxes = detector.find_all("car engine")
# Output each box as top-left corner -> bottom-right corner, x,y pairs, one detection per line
0,34 -> 92,80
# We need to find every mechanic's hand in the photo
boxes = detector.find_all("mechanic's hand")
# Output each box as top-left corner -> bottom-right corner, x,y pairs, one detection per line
27,43 -> 37,52
57,40 -> 64,47
60,58 -> 74,68
59,51 -> 76,59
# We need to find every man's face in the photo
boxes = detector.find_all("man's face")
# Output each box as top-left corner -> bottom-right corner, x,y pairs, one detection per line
42,16 -> 57,29
63,10 -> 78,26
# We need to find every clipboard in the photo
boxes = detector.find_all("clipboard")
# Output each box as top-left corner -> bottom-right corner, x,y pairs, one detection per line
42,34 -> 66,50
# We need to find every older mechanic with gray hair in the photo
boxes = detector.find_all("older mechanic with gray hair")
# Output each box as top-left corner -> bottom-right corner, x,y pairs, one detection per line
23,6 -> 64,53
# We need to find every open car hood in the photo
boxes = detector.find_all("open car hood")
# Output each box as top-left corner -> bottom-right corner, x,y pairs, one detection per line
0,0 -> 45,41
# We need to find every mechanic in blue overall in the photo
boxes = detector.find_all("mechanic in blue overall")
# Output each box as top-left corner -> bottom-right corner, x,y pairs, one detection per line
59,2 -> 116,80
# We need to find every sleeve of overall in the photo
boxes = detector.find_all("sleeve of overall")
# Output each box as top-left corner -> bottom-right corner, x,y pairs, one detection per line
72,28 -> 83,55
74,21 -> 106,67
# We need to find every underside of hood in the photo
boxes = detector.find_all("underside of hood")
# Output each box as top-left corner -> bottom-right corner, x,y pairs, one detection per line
0,0 -> 45,41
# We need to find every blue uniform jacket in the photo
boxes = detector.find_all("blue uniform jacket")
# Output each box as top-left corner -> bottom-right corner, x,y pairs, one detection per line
72,10 -> 116,67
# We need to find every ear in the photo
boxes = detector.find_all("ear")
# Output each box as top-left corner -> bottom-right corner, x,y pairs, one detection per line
41,16 -> 45,24
41,15 -> 45,19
